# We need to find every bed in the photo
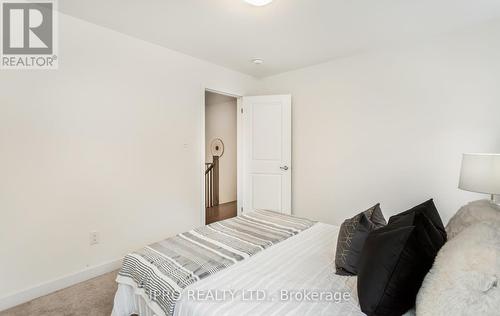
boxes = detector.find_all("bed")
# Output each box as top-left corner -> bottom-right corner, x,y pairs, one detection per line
111,210 -> 363,316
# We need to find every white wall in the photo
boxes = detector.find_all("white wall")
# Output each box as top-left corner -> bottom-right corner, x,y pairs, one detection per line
205,92 -> 237,204
3,10 -> 500,309
0,13 -> 257,302
257,19 -> 500,226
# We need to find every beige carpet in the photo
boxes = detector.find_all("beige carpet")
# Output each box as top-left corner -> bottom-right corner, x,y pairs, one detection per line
1,271 -> 118,316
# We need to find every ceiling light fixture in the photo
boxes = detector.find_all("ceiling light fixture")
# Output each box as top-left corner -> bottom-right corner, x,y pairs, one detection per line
244,0 -> 273,7
251,58 -> 264,65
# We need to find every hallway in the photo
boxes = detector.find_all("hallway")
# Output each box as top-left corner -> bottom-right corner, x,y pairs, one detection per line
206,201 -> 237,224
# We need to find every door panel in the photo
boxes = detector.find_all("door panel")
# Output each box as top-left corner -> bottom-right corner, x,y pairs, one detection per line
252,103 -> 282,161
242,95 -> 291,214
251,174 -> 282,210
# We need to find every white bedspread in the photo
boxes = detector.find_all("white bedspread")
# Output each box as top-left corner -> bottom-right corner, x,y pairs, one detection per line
174,222 -> 362,316
113,222 -> 364,316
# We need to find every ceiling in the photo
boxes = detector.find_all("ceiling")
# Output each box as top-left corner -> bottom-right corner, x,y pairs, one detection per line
59,0 -> 500,78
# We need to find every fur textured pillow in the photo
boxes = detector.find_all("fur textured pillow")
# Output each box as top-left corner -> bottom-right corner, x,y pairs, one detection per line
446,200 -> 500,239
416,222 -> 500,316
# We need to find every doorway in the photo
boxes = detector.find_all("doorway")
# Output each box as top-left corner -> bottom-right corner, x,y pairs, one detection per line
204,91 -> 238,224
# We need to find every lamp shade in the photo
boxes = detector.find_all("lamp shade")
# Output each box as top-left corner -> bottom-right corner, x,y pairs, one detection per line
459,153 -> 500,195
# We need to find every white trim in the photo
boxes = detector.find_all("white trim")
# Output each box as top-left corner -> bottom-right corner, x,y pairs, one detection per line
200,86 -> 207,226
201,86 -> 244,225
0,258 -> 122,312
235,97 -> 245,215
205,88 -> 241,99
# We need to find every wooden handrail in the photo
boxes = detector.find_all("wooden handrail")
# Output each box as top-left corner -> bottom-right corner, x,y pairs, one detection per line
205,163 -> 214,175
205,156 -> 219,208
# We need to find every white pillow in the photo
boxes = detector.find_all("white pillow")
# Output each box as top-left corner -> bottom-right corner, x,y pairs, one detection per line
416,222 -> 500,316
446,200 -> 500,239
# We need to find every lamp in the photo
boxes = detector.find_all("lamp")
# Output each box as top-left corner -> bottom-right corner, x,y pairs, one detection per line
459,153 -> 500,207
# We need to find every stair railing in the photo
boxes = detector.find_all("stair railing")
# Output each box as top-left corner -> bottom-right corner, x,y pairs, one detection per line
205,155 -> 219,208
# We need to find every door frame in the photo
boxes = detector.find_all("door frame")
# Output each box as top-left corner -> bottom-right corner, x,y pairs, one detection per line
201,87 -> 244,226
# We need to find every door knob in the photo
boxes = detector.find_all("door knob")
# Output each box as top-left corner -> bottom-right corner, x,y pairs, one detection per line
280,166 -> 289,171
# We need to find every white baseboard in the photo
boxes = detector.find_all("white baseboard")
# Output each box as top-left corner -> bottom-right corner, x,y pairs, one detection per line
0,258 -> 123,312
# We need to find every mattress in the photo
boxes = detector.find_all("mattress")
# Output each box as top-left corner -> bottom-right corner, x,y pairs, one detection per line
112,221 -> 364,316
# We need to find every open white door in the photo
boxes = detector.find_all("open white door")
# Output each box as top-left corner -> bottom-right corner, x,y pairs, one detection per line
241,95 -> 291,214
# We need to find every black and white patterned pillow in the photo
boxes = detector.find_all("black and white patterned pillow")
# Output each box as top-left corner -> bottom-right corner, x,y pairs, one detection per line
335,203 -> 386,276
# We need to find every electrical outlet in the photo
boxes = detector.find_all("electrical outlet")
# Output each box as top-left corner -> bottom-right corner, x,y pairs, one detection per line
89,231 -> 99,245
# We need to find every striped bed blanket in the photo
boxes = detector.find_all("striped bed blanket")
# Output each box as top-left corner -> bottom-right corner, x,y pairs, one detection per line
116,210 -> 316,316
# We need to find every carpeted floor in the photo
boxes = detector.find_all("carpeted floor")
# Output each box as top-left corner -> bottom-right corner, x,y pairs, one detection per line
1,271 -> 118,316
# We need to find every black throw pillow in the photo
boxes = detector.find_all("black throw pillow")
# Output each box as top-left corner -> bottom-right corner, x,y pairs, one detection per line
388,199 -> 446,241
335,203 -> 386,276
357,199 -> 447,316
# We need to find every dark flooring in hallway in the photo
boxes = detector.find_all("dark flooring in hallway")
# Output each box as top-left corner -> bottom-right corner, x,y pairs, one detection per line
206,201 -> 237,224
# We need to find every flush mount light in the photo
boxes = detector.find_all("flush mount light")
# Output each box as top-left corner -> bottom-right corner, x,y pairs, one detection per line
251,58 -> 264,65
244,0 -> 273,6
